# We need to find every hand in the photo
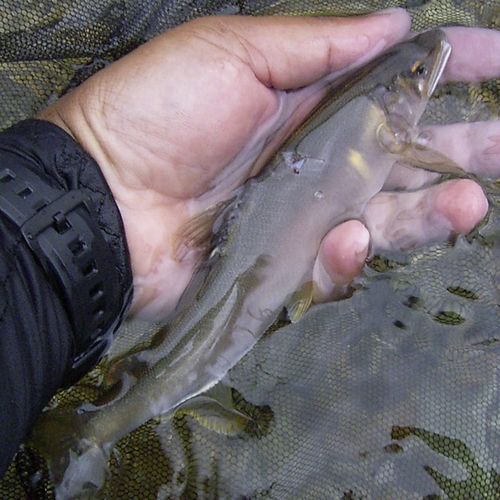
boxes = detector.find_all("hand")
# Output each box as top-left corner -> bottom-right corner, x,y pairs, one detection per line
37,12 -> 496,321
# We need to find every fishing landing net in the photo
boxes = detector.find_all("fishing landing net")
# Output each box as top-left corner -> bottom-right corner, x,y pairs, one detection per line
1,0 -> 500,498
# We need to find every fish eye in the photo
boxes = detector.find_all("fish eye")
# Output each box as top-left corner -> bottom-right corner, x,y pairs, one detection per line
411,61 -> 426,76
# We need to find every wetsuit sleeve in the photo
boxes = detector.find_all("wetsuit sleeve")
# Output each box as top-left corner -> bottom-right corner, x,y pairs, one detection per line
0,119 -> 133,477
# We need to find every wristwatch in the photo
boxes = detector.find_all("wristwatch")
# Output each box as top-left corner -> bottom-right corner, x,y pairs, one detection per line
0,162 -> 132,384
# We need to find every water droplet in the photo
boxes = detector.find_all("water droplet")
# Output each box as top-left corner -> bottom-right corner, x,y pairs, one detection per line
314,191 -> 324,199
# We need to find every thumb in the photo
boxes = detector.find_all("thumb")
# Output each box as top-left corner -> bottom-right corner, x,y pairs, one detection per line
183,9 -> 412,90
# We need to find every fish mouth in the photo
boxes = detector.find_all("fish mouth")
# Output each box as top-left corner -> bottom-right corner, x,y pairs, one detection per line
426,38 -> 452,97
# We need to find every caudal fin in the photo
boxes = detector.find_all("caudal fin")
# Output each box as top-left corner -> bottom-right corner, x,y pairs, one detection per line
21,410 -> 110,499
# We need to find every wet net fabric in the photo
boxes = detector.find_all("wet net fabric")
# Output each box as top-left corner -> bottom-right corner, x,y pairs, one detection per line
1,0 -> 500,499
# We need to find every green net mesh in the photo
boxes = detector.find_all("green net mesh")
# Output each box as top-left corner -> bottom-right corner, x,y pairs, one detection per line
1,0 -> 500,499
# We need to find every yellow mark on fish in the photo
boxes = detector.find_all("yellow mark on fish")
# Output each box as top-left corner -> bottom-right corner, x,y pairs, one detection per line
348,149 -> 370,178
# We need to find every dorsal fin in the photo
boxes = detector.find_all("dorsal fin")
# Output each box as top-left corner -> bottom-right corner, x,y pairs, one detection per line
172,198 -> 235,263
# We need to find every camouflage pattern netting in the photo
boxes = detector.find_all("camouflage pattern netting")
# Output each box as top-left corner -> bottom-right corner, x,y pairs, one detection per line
1,0 -> 500,498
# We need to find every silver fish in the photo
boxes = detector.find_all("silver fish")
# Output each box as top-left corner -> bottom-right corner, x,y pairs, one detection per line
35,29 -> 456,498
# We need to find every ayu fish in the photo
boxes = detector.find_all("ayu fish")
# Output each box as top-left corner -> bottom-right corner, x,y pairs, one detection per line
33,29 -> 458,498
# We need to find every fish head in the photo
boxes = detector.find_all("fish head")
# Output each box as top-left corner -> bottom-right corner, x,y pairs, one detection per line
369,29 -> 451,155
376,29 -> 451,121
389,29 -> 451,120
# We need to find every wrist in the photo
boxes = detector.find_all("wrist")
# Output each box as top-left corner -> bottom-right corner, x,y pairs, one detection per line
36,107 -> 185,321
0,119 -> 133,383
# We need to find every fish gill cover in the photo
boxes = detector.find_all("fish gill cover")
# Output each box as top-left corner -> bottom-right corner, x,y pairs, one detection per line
1,1 -> 500,499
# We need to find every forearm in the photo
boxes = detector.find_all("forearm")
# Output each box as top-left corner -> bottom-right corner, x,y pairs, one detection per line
0,119 -> 133,476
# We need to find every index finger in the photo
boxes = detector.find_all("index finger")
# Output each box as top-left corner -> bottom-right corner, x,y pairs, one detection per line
442,26 -> 500,83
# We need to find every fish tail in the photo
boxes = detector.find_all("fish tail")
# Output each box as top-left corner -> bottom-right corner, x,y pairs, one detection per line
21,410 -> 110,499
54,439 -> 109,500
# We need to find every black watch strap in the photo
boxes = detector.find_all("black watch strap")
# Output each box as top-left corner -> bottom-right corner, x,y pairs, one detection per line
0,162 -> 131,384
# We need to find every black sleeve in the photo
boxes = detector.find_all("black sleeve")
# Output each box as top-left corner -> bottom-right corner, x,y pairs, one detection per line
0,119 -> 133,477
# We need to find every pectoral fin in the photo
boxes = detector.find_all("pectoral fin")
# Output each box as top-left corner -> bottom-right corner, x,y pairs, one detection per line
403,142 -> 466,176
172,198 -> 235,262
287,281 -> 314,323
